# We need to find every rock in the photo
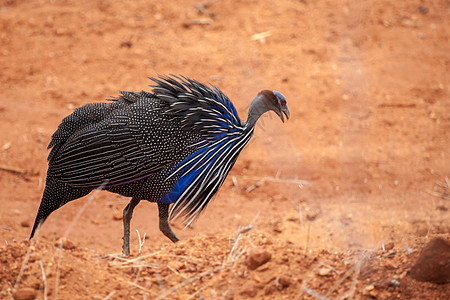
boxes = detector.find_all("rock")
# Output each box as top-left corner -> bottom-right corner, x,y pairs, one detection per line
239,282 -> 257,297
224,290 -> 234,300
112,212 -> 123,220
365,284 -> 375,291
264,284 -> 277,295
409,237 -> 450,284
13,288 -> 37,300
20,221 -> 30,228
55,237 -> 76,250
417,6 -> 428,14
168,260 -> 185,271
388,279 -> 400,287
317,267 -> 331,276
10,246 -> 24,259
368,290 -> 378,298
246,249 -> 272,270
277,275 -> 291,289
306,207 -> 321,221
384,242 -> 394,251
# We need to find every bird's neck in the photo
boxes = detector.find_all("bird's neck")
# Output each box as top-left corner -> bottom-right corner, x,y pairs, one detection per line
245,94 -> 271,128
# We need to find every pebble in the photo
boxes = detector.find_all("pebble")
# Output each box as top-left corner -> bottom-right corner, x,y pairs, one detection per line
246,249 -> 272,270
384,242 -> 395,251
168,261 -> 185,271
317,267 -> 331,276
306,207 -> 320,221
55,237 -> 76,250
276,275 -> 291,289
365,284 -> 375,291
13,288 -> 37,300
239,282 -> 257,297
389,279 -> 400,287
112,212 -> 123,220
369,290 -> 378,298
253,274 -> 262,282
264,284 -> 277,295
20,221 -> 30,228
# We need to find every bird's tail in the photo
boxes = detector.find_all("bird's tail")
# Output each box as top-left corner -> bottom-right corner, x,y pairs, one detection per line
30,176 -> 90,239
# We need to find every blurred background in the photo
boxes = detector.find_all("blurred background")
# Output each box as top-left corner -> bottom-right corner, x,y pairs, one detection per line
0,0 -> 448,298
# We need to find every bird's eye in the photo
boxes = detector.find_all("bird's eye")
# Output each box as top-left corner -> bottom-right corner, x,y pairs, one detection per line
280,100 -> 286,106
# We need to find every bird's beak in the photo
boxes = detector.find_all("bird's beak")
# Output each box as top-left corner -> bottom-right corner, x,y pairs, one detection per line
280,105 -> 290,123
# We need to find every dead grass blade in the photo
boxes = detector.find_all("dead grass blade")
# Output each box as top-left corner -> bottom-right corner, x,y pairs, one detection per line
136,229 -> 146,255
185,285 -> 208,300
39,261 -> 48,300
325,258 -> 364,298
299,261 -> 331,300
0,164 -> 26,175
13,238 -> 36,292
0,224 -> 12,231
376,103 -> 416,108
303,287 -> 331,300
54,181 -> 108,300
156,266 -> 221,300
102,290 -> 116,300
239,174 -> 309,187
117,277 -> 157,296
425,189 -> 450,200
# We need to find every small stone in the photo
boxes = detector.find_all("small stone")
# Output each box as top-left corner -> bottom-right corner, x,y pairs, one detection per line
417,6 -> 428,14
277,275 -> 291,289
388,279 -> 400,287
409,237 -> 450,284
384,242 -> 394,251
436,204 -> 448,211
20,221 -> 30,228
239,282 -> 257,297
224,290 -> 234,300
383,261 -> 396,270
306,207 -> 321,221
168,261 -> 185,271
369,290 -> 378,298
112,212 -> 123,220
246,249 -> 272,270
365,284 -> 375,291
317,267 -> 331,276
92,219 -> 100,225
264,284 -> 277,295
55,237 -> 76,250
13,288 -> 37,300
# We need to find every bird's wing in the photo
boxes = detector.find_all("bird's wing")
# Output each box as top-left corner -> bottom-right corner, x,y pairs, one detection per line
149,75 -> 251,224
49,107 -> 172,189
47,91 -> 151,163
165,126 -> 254,225
152,75 -> 244,141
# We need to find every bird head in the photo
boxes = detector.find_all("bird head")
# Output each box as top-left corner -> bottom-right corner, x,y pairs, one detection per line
257,90 -> 290,123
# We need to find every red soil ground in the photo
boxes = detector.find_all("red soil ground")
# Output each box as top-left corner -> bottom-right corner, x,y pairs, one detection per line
1,0 -> 449,299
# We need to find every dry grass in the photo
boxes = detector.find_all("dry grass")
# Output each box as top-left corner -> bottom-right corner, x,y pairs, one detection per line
38,261 -> 48,300
54,181 -> 108,299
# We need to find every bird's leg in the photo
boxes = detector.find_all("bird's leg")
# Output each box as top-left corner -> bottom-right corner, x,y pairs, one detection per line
157,202 -> 180,243
122,197 -> 141,257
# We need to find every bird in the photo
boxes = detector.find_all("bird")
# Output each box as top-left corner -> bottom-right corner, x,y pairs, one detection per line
30,75 -> 290,256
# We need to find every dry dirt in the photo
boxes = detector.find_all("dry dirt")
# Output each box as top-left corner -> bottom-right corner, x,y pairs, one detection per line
0,0 -> 449,299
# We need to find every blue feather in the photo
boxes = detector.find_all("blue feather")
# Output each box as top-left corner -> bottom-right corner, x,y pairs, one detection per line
150,75 -> 255,224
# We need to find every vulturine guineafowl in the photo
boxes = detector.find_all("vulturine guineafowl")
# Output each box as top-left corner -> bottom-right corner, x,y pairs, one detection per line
30,75 -> 290,256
